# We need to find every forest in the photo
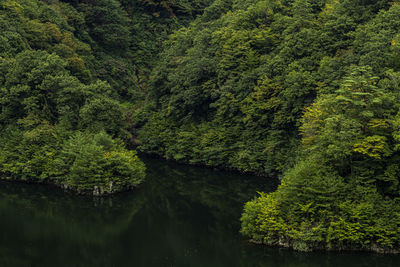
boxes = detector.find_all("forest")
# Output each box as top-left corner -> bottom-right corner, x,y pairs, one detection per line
2,0 -> 400,252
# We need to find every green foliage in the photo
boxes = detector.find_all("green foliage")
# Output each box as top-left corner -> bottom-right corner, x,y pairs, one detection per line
241,65 -> 400,252
0,0 -> 147,195
0,125 -> 145,195
0,122 -> 59,181
241,192 -> 288,244
55,132 -> 145,194
141,0 -> 400,176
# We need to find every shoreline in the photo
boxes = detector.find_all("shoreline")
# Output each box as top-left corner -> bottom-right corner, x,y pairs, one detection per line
248,239 -> 400,255
138,151 -> 283,179
0,175 -> 143,197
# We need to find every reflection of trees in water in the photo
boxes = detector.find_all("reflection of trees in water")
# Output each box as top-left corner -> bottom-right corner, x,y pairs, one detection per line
1,158 -> 398,267
0,182 -> 146,267
144,156 -> 278,228
0,157 -> 277,267
129,157 -> 279,267
127,158 -> 400,267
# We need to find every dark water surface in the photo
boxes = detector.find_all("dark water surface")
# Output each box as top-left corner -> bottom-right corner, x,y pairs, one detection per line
1,157 -> 399,267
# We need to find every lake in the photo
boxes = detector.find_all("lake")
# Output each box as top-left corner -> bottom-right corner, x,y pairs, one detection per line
0,156 -> 399,266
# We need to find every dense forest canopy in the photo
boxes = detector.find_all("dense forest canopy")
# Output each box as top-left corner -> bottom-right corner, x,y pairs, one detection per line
2,0 -> 400,252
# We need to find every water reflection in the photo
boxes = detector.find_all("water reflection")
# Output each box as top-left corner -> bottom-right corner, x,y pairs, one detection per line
0,157 -> 399,266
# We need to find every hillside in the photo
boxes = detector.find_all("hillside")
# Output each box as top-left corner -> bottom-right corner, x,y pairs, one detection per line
2,0 -> 400,252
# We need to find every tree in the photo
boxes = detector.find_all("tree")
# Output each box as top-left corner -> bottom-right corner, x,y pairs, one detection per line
241,66 -> 400,251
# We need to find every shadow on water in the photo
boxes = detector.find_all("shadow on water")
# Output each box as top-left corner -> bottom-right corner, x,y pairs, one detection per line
0,156 -> 399,267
